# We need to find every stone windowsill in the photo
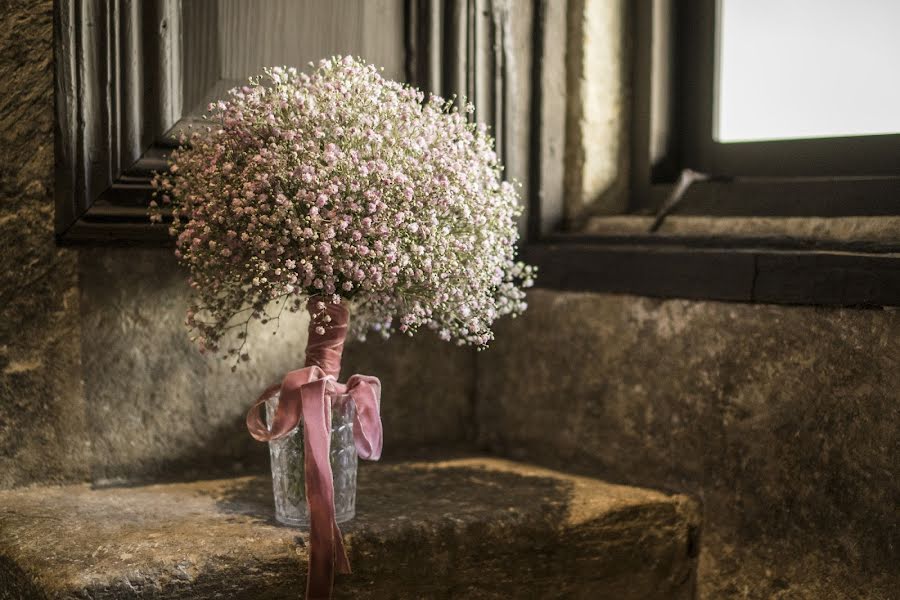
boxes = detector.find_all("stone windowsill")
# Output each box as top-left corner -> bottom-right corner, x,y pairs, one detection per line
578,215 -> 900,250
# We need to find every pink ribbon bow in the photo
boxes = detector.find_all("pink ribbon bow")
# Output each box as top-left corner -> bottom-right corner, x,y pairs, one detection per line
246,365 -> 383,600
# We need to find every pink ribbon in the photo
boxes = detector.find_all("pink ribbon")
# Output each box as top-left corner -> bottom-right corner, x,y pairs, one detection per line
246,365 -> 382,599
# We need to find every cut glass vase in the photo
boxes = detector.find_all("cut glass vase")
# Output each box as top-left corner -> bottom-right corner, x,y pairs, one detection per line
265,391 -> 358,527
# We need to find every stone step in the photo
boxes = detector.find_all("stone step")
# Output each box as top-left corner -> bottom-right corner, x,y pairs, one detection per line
0,457 -> 700,599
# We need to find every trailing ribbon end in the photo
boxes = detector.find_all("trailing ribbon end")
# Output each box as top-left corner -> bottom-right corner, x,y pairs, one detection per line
245,365 -> 383,600
244,297 -> 383,599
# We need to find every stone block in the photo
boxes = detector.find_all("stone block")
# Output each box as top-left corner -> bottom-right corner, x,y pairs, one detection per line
0,457 -> 699,599
477,289 -> 900,596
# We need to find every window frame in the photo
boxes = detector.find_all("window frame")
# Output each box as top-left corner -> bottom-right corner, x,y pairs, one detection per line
54,0 -> 180,244
54,0 -> 410,244
692,0 -> 900,179
55,0 -> 900,307
630,0 -> 900,215
525,0 -> 900,308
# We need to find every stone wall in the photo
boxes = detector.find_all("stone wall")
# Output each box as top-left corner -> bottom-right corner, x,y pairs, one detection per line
0,0 -> 477,488
2,2 -> 897,598
477,290 -> 899,599
0,0 -> 89,488
564,0 -> 630,221
78,248 -> 476,485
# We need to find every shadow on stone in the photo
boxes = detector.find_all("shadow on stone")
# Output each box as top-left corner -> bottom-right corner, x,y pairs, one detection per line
207,461 -> 573,531
90,417 -> 269,488
352,463 -> 572,526
209,475 -> 279,526
0,555 -> 47,600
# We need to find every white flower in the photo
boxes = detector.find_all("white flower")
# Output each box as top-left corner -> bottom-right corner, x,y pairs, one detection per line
150,57 -> 535,364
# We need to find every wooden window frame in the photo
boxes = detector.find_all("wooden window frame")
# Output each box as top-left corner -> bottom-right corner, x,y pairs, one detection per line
525,0 -> 900,307
55,0 -> 900,306
54,0 -> 180,243
629,0 -> 900,216
679,0 -> 900,182
54,0 -> 408,244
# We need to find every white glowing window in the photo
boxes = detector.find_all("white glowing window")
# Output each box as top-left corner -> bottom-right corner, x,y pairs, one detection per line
715,0 -> 900,143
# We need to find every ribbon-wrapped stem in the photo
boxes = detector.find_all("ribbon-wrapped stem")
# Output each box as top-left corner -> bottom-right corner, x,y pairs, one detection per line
304,297 -> 349,379
246,297 -> 383,600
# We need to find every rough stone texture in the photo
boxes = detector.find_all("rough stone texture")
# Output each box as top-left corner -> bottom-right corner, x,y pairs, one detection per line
3,1 -> 896,598
583,215 -> 900,247
77,248 -> 304,485
343,335 -> 477,454
564,0 -> 630,221
477,289 -> 900,599
79,248 -> 477,484
0,0 -> 90,488
697,529 -> 897,600
0,457 -> 699,599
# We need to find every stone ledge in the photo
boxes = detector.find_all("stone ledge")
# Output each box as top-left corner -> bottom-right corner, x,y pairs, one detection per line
0,457 -> 699,599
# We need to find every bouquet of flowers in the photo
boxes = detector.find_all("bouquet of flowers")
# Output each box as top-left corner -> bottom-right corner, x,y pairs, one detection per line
151,56 -> 534,599
152,56 -> 533,367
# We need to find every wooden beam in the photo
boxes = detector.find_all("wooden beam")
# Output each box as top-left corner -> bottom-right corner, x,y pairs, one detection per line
523,242 -> 900,307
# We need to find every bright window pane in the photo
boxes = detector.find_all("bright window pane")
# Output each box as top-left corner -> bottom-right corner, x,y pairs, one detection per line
716,0 -> 900,143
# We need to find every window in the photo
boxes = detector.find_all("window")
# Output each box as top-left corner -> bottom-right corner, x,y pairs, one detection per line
716,0 -> 900,144
54,0 -> 405,242
528,0 -> 900,307
634,0 -> 900,211
681,0 -> 900,183
56,0 -> 900,306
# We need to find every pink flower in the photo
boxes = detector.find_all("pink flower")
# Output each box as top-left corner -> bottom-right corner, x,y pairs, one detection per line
152,57 -> 534,365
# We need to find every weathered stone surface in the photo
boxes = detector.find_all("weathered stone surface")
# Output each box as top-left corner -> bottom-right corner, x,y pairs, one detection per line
78,248 -> 477,484
78,247 -> 308,485
697,529 -> 898,600
342,335 -> 477,453
0,457 -> 699,599
582,215 -> 900,247
77,247 -> 476,484
564,0 -> 630,220
0,0 -> 89,488
477,289 -> 900,598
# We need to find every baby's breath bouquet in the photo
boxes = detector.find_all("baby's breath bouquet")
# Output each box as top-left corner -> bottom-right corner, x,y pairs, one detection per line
152,56 -> 534,365
151,56 -> 534,599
